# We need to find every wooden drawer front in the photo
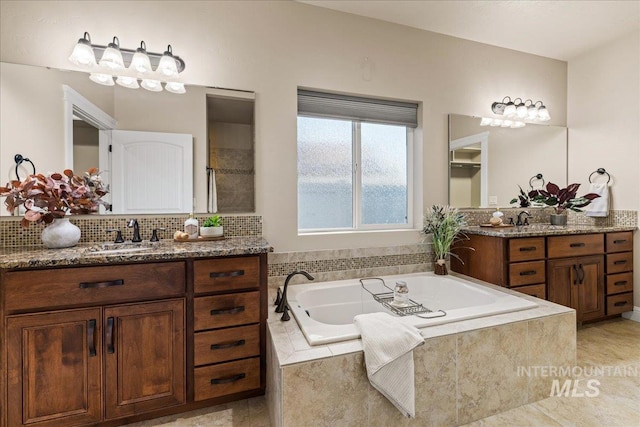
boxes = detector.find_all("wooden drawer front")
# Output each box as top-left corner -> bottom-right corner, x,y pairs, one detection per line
547,234 -> 604,259
509,261 -> 546,287
194,325 -> 260,366
607,293 -> 634,315
194,357 -> 260,401
194,291 -> 260,331
606,252 -> 633,274
513,283 -> 546,300
606,272 -> 634,295
606,232 -> 633,253
4,262 -> 186,312
509,238 -> 545,262
194,256 -> 260,294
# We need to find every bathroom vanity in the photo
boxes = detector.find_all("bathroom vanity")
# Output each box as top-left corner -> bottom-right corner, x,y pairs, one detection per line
451,226 -> 635,323
0,238 -> 270,427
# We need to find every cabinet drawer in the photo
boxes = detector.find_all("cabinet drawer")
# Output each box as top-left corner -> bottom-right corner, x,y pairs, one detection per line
606,232 -> 633,253
194,256 -> 260,294
4,262 -> 186,312
194,324 -> 260,366
606,252 -> 633,274
547,234 -> 604,259
194,291 -> 260,331
513,283 -> 546,300
509,261 -> 546,287
607,293 -> 634,315
194,357 -> 260,401
606,272 -> 634,295
509,238 -> 545,262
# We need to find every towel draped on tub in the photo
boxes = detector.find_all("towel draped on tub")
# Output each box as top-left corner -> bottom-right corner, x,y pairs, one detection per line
354,312 -> 424,418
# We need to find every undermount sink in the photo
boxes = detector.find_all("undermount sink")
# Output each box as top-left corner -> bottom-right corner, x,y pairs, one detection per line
85,243 -> 157,255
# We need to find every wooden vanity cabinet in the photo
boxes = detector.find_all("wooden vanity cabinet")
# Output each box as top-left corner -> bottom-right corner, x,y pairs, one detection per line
605,231 -> 634,315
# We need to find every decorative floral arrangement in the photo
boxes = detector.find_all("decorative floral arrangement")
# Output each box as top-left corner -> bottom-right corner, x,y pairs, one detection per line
0,168 -> 110,228
510,182 -> 599,214
422,205 -> 468,262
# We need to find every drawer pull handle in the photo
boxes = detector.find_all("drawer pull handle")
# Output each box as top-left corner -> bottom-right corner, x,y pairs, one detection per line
519,270 -> 537,276
519,246 -> 537,252
79,279 -> 124,289
210,270 -> 245,278
88,319 -> 97,357
614,281 -> 628,286
106,317 -> 115,354
613,260 -> 627,265
210,373 -> 246,385
210,339 -> 246,350
210,306 -> 245,316
613,239 -> 627,244
569,243 -> 586,248
614,301 -> 628,307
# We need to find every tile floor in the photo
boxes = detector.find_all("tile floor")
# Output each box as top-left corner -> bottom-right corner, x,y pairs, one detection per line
126,318 -> 639,427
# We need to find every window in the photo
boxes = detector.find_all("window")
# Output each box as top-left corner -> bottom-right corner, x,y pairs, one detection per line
297,90 -> 418,232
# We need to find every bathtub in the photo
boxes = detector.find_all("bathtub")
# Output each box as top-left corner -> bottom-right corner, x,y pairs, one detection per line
286,272 -> 538,345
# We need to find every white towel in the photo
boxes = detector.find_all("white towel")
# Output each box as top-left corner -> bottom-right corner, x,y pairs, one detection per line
354,312 -> 424,418
208,168 -> 218,214
585,183 -> 609,217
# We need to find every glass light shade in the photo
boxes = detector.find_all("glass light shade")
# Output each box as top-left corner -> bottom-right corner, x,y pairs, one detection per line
99,39 -> 125,70
165,81 -> 186,94
141,79 -> 163,92
516,104 -> 528,118
116,76 -> 140,89
130,51 -> 152,74
157,54 -> 178,77
69,41 -> 96,67
527,105 -> 539,120
480,117 -> 493,126
511,121 -> 526,128
537,106 -> 551,121
490,119 -> 502,127
89,73 -> 114,86
501,120 -> 513,127
503,102 -> 516,117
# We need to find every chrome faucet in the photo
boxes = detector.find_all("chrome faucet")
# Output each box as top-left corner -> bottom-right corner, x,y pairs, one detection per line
127,219 -> 142,242
516,210 -> 532,226
275,270 -> 315,321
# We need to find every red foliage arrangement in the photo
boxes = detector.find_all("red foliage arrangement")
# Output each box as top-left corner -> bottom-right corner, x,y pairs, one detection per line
511,182 -> 599,214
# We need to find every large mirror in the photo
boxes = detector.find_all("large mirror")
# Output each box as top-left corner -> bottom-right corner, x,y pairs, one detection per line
0,61 -> 255,215
448,114 -> 567,208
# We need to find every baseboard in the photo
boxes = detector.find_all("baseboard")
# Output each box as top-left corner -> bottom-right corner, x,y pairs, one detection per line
621,306 -> 640,322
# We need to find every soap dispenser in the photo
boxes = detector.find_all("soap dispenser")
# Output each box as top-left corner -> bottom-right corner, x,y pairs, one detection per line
490,208 -> 504,226
184,213 -> 199,239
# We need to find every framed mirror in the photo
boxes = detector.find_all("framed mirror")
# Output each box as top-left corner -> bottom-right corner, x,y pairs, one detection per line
448,113 -> 567,208
0,61 -> 255,215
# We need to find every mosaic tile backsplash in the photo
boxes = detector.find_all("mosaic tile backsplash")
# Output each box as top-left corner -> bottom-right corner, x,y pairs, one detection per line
0,214 -> 262,249
459,208 -> 638,227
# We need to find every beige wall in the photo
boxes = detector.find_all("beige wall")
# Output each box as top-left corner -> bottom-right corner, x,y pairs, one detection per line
0,1 -> 568,251
567,30 -> 640,307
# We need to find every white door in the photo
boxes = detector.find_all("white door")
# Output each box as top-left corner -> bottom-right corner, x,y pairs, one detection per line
110,130 -> 193,214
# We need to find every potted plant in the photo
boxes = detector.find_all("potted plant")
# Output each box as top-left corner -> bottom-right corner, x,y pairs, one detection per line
422,205 -> 468,275
200,214 -> 223,237
511,182 -> 599,225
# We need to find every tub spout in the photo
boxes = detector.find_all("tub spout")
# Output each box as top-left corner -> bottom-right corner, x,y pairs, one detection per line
275,270 -> 315,318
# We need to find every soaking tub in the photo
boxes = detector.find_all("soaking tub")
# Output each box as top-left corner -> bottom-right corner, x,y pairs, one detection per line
286,272 -> 538,345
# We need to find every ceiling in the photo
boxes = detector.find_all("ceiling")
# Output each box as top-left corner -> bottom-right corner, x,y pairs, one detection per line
300,0 -> 640,61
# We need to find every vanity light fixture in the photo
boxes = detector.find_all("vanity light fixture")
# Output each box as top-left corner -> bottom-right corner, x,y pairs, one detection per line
479,117 -> 526,129
68,32 -> 186,94
491,96 -> 551,123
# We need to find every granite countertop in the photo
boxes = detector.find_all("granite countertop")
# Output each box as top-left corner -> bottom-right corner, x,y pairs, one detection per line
0,236 -> 272,270
462,224 -> 637,238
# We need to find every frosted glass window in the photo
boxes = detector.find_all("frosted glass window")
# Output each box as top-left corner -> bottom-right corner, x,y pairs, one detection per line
361,123 -> 408,225
298,117 -> 353,229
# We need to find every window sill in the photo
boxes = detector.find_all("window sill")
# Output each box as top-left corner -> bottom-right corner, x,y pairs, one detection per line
298,228 -> 422,237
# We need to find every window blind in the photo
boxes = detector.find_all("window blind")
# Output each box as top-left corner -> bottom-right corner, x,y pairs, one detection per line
297,89 -> 418,128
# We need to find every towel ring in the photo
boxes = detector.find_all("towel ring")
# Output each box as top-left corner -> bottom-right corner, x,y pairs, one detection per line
529,173 -> 545,190
588,168 -> 611,184
14,154 -> 36,182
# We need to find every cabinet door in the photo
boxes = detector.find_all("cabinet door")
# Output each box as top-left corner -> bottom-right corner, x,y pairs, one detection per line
576,255 -> 605,322
104,299 -> 185,420
6,309 -> 102,427
547,258 -> 575,309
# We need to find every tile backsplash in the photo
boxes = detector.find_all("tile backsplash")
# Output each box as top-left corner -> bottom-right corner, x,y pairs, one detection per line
459,208 -> 638,227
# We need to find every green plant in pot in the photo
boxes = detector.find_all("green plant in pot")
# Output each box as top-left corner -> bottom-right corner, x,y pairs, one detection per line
511,182 -> 599,225
200,214 -> 223,237
422,205 -> 468,275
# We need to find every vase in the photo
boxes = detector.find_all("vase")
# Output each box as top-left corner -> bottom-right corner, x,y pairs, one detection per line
434,259 -> 448,275
41,218 -> 81,248
200,226 -> 223,237
549,213 -> 568,226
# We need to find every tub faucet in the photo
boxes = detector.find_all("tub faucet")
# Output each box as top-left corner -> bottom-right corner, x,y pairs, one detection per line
127,219 -> 142,242
275,270 -> 315,321
516,210 -> 531,226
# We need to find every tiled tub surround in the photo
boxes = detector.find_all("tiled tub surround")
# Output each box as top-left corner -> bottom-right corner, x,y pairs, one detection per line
267,275 -> 577,427
0,214 -> 262,249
